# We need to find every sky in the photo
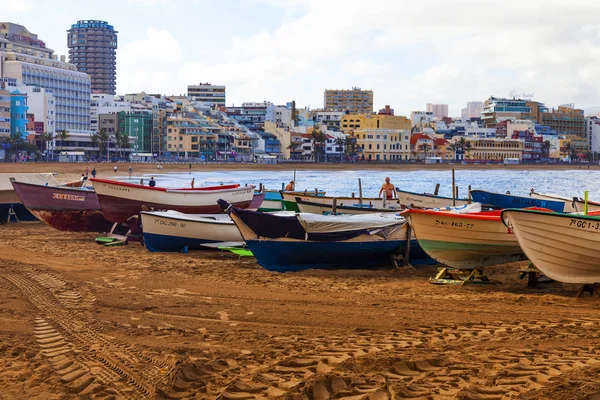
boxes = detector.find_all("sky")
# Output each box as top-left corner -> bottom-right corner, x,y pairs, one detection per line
4,0 -> 600,116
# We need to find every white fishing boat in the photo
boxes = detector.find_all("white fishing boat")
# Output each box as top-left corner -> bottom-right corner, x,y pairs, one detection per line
529,191 -> 600,213
296,197 -> 401,215
281,192 -> 392,212
405,206 -> 525,270
91,178 -> 255,223
396,189 -> 470,209
141,211 -> 243,252
501,208 -> 600,283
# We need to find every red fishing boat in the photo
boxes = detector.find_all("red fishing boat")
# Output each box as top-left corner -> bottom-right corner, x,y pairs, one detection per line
90,178 -> 255,223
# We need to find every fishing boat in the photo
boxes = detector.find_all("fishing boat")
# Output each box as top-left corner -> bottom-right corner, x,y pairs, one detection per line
501,208 -> 600,283
249,192 -> 265,211
470,189 -> 565,212
0,173 -> 65,222
281,192 -> 392,212
396,188 -> 469,209
219,199 -> 410,272
90,178 -> 255,223
529,191 -> 600,213
140,211 -> 243,252
404,207 -> 526,269
10,179 -> 113,232
260,189 -> 326,212
296,197 -> 401,215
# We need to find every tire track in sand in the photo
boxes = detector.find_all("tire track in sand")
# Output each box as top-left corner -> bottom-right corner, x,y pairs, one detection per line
215,317 -> 600,399
1,270 -> 176,399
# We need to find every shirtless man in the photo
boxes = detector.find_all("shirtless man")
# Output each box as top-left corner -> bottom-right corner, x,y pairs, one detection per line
285,181 -> 295,191
378,177 -> 396,200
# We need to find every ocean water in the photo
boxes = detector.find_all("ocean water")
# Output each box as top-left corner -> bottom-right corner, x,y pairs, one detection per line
123,168 -> 600,199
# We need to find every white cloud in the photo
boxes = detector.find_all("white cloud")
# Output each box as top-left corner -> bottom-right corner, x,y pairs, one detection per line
4,1 -> 32,12
116,0 -> 600,115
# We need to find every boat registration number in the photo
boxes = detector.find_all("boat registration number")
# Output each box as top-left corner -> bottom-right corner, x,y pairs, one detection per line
569,219 -> 600,231
53,193 -> 85,201
154,219 -> 186,228
435,219 -> 474,229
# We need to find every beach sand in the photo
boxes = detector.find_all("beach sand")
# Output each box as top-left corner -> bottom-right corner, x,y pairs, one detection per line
2,163 -> 600,398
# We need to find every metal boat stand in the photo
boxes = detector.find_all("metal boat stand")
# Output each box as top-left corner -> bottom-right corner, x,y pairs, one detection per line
429,267 -> 493,285
576,284 -> 600,298
518,263 -> 553,288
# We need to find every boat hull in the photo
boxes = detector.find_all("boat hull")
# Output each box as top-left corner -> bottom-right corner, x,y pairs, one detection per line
282,192 -> 388,212
470,190 -> 565,212
11,180 -> 112,232
406,210 -> 525,269
530,192 -> 600,213
245,239 -> 407,272
249,192 -> 265,211
502,209 -> 600,283
296,199 -> 400,215
91,179 -> 255,223
141,211 -> 242,252
396,189 -> 469,209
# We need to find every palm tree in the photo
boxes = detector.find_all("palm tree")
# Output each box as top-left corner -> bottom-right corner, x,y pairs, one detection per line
464,141 -> 473,161
311,127 -> 326,162
56,130 -> 70,152
118,134 -> 130,158
541,140 -> 552,160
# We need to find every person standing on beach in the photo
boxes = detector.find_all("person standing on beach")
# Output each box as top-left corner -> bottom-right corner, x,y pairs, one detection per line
285,181 -> 295,191
379,177 -> 396,200
149,177 -> 156,187
91,168 -> 97,178
191,177 -> 195,188
129,165 -> 133,179
189,162 -> 192,173
113,165 -> 118,174
85,166 -> 89,178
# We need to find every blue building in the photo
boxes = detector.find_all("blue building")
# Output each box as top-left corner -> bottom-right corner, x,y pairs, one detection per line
10,90 -> 28,139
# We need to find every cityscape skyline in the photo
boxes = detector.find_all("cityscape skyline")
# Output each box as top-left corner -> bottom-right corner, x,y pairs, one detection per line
4,0 -> 600,117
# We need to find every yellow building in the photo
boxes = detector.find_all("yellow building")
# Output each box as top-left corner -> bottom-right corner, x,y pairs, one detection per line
465,138 -> 524,161
264,121 -> 292,159
341,114 -> 411,133
165,116 -> 217,156
352,128 -> 411,161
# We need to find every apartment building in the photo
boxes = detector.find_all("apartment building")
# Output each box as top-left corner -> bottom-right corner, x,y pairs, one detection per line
187,83 -> 226,107
464,137 -> 524,161
353,128 -> 411,161
324,87 -> 373,114
340,114 -> 411,132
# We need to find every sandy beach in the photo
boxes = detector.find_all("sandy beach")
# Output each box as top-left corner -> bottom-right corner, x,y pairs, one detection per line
2,164 -> 600,399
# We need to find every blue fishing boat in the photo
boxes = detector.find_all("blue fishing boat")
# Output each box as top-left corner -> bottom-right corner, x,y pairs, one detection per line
219,199 -> 411,272
470,190 -> 565,212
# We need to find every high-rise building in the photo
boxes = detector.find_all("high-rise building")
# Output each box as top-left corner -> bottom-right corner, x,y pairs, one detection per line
67,20 -> 117,94
0,22 -> 91,142
10,89 -> 28,138
324,87 -> 373,114
466,101 -> 483,119
425,103 -> 449,119
187,83 -> 226,106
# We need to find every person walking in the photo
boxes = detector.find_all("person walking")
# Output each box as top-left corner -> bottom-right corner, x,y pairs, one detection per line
91,168 -> 97,178
191,177 -> 195,188
129,165 -> 133,179
85,166 -> 89,178
378,177 -> 396,200
113,165 -> 118,174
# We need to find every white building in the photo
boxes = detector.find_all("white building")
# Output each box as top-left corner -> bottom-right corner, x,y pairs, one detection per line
586,117 -> 600,154
0,23 -> 91,135
466,101 -> 483,119
411,111 -> 434,127
265,104 -> 292,127
465,126 -> 496,137
461,108 -> 468,121
311,110 -> 345,131
90,94 -> 131,132
426,103 -> 448,119
187,83 -> 226,107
